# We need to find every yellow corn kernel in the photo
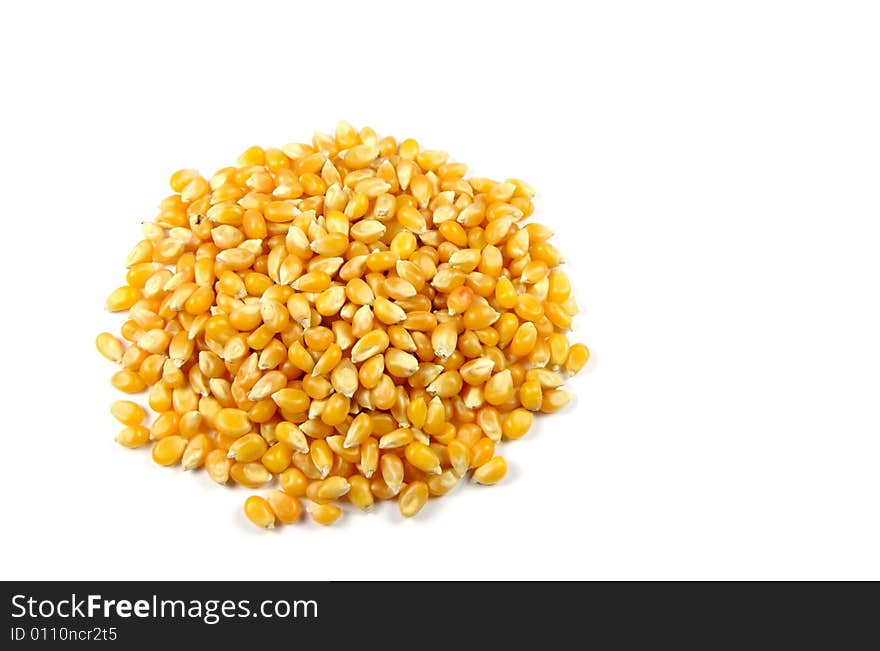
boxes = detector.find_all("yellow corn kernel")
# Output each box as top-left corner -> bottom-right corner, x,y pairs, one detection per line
198,396 -> 221,429
520,259 -> 549,285
148,380 -> 172,412
303,325 -> 334,351
444,285 -> 472,316
310,439 -> 333,478
110,400 -> 145,426
111,369 -> 147,394
258,339 -> 287,370
483,369 -> 513,406
383,277 -> 417,302
184,286 -> 215,315
215,408 -> 252,437
473,456 -> 507,485
395,204 -> 426,233
526,367 -> 565,389
321,392 -> 350,426
365,245 -> 400,273
307,344 -> 339,378
384,348 -> 419,377
173,384 -> 199,416
474,327 -> 499,348
427,469 -> 460,496
398,481 -> 429,517
466,271 -> 495,297
315,476 -> 351,500
314,285 -> 345,316
121,345 -> 149,371
96,332 -> 125,363
359,437 -> 379,478
515,294 -> 543,322
327,435 -> 360,464
565,343 -> 590,374
463,302 -> 500,330
244,495 -> 276,529
407,360 -> 440,388
447,439 -> 471,476
151,435 -> 187,466
350,329 -> 390,364
272,428 -> 308,462
329,359 -> 358,398
470,437 -> 495,468
248,371 -> 287,401
530,240 -> 562,267
292,271 -> 331,293
458,358 -> 493,386
351,304 -> 374,338
166,331 -> 193,368
421,396 -> 444,436
352,357 -> 379,393
230,462 -> 273,488
182,433 -> 211,470
341,142 -> 376,169
475,406 -> 502,442
116,425 -> 150,448
483,346 -> 506,375
262,200 -> 296,224
544,301 -> 573,329
302,374 -> 332,400
149,411 -> 179,440
258,441 -> 293,475
267,489 -> 302,524
502,408 -> 533,440
279,467 -> 308,497
306,480 -> 333,504
387,325 -> 416,354
120,320 -> 144,343
373,296 -> 406,325
492,276 -> 517,310
346,475 -> 374,511
127,262 -> 162,290
272,388 -> 310,414
342,412 -> 371,449
548,269 -> 571,303
105,285 -> 140,312
227,432 -> 268,462
404,396 -> 426,429
370,374 -> 397,410
368,476 -> 396,500
380,453 -> 405,494
541,389 -> 572,413
379,427 -> 414,450
426,370 -> 463,399
519,379 -> 543,411
259,299 -> 289,332
405,441 -> 442,475
308,232 -> 347,257
178,409 -> 203,438
510,322 -> 538,358
205,449 -> 232,484
345,277 -> 374,305
384,229 -> 413,259
170,167 -> 198,192
548,333 -> 570,368
454,423 -> 481,448
308,503 -> 342,526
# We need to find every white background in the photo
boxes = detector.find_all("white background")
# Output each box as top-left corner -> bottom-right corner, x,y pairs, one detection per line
1,1 -> 878,581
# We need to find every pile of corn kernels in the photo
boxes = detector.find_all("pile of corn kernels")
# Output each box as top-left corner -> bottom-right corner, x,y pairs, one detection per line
96,122 -> 589,528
